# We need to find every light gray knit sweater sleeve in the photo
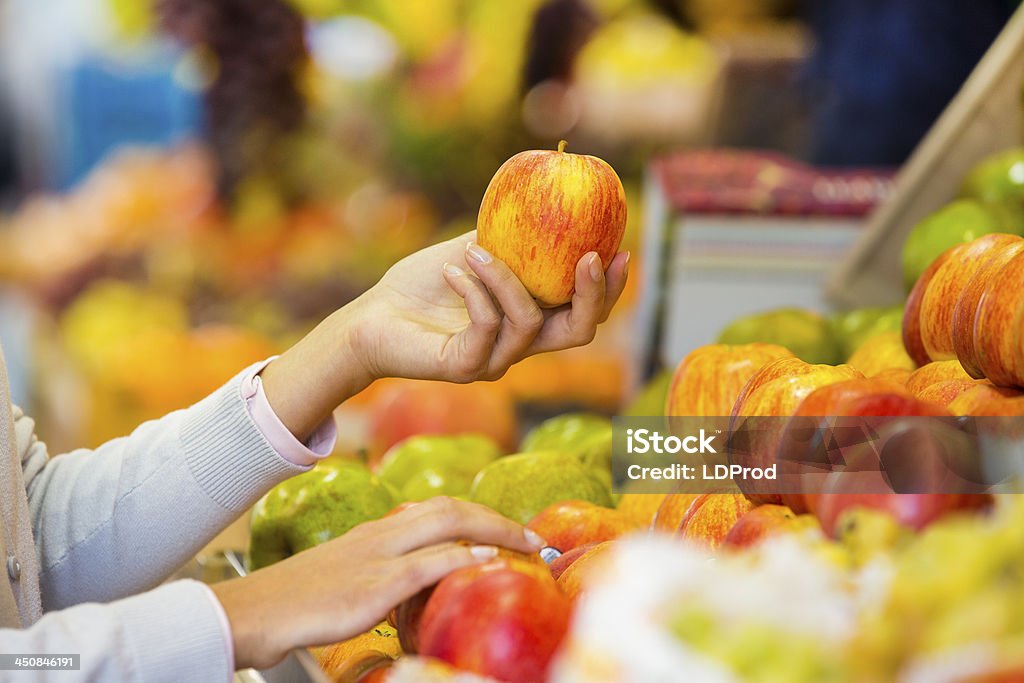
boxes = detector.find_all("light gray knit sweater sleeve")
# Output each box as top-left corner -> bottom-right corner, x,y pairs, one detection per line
0,580 -> 231,682
17,362 -> 309,609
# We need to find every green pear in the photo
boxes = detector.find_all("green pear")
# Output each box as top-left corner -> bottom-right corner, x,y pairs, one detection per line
716,308 -> 841,365
249,460 -> 396,570
470,450 -> 613,524
900,199 -> 1019,292
960,147 -> 1024,205
377,434 -> 502,501
521,413 -> 613,490
830,305 -> 905,360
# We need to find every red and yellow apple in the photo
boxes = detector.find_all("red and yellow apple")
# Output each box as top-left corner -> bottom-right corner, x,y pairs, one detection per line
722,504 -> 819,548
477,141 -> 627,307
784,379 -> 949,513
731,358 -> 864,419
973,249 -> 1024,387
418,559 -> 571,682
814,492 -> 990,537
914,378 -> 982,408
903,253 -> 951,367
678,493 -> 754,550
666,343 -> 793,417
312,623 -> 401,681
547,542 -> 599,581
916,234 -> 1023,362
905,360 -> 974,397
729,358 -> 862,504
555,540 -> 616,602
526,499 -> 630,553
947,383 -> 1023,416
952,238 -> 1024,377
650,493 -> 702,534
846,331 -> 916,377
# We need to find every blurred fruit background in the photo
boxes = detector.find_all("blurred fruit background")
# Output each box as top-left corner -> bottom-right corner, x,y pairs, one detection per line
3,1 -> 1024,681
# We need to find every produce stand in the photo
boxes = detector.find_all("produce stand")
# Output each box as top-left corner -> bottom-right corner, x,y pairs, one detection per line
825,2 -> 1024,308
634,148 -> 891,382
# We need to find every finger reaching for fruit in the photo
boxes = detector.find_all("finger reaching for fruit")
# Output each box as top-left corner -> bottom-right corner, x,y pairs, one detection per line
211,497 -> 546,670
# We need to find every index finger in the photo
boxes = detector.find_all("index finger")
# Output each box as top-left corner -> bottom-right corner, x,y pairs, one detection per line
378,497 -> 545,557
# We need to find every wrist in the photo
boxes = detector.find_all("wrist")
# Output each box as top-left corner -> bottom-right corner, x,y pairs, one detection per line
261,301 -> 375,442
211,577 -> 282,671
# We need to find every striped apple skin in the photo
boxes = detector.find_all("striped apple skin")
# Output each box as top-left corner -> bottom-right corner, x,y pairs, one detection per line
477,146 -> 627,307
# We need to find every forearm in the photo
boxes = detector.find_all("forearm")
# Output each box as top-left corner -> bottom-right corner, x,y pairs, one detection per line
23,366 -> 309,610
0,580 -> 232,682
260,302 -> 375,443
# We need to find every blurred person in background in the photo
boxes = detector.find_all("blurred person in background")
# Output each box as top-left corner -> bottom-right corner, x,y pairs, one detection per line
803,0 -> 1016,166
0,232 -> 629,679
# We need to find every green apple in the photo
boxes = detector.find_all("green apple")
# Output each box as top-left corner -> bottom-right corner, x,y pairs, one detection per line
377,434 -> 502,502
960,147 -> 1024,205
521,413 -> 613,487
830,305 -> 905,359
249,460 -> 397,570
716,308 -> 841,365
900,199 -> 1020,291
470,451 -> 613,524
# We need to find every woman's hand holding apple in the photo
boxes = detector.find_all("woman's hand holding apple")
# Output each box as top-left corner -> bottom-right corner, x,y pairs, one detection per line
260,230 -> 628,442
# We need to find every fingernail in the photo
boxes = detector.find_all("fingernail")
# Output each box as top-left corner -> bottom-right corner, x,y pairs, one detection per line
524,528 -> 546,548
470,545 -> 499,560
588,253 -> 602,282
624,251 -> 631,276
443,262 -> 465,276
466,242 -> 492,264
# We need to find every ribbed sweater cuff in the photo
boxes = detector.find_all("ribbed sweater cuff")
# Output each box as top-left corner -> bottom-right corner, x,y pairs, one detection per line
181,362 -> 310,512
108,580 -> 232,682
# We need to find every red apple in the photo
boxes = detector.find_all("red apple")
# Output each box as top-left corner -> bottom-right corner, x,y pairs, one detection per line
953,238 -> 1024,377
873,367 -> 912,386
792,377 -> 910,417
914,378 -> 983,408
418,559 -> 571,682
947,383 -> 1023,416
367,380 -> 518,463
477,141 -> 627,307
650,493 -> 701,534
905,360 -> 974,397
678,493 -> 754,550
547,542 -> 598,581
974,249 -> 1024,387
394,586 -> 433,654
786,381 -> 950,514
918,234 -> 1023,362
527,500 -> 630,553
555,541 -> 616,602
731,358 -> 864,419
722,504 -> 818,548
903,252 -> 953,367
666,343 -> 794,417
313,624 -> 401,680
730,358 -> 862,504
846,332 -> 915,377
814,492 -> 990,537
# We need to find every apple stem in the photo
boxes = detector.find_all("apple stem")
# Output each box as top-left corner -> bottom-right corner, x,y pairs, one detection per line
558,140 -> 567,153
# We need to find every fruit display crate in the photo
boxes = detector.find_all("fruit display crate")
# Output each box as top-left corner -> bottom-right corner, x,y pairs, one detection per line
825,3 -> 1024,308
634,148 -> 892,382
